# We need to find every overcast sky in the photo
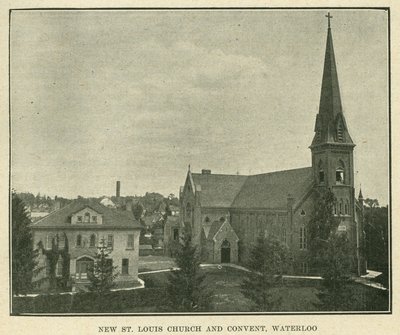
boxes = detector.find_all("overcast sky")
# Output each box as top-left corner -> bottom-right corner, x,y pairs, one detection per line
10,9 -> 389,204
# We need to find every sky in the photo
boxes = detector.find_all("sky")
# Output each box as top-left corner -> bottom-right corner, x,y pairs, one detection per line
10,9 -> 389,204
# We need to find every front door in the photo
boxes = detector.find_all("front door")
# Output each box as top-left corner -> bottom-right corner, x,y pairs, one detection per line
76,257 -> 94,280
221,239 -> 231,263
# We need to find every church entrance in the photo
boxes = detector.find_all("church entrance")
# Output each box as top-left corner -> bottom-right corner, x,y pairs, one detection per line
221,239 -> 231,263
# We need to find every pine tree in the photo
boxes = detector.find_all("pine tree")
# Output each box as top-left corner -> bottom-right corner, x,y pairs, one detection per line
316,233 -> 355,311
307,189 -> 356,310
240,235 -> 290,311
88,238 -> 119,294
307,188 -> 340,272
12,192 -> 38,295
166,233 -> 211,312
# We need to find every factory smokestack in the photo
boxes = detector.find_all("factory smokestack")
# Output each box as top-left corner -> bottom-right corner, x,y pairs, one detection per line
116,181 -> 121,198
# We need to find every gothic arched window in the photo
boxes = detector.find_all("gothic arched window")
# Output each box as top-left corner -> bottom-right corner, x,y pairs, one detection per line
186,203 -> 192,221
318,160 -> 325,184
345,199 -> 350,215
299,226 -> 307,250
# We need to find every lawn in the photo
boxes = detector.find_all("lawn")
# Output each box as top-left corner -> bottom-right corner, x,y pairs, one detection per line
12,265 -> 389,314
139,266 -> 388,312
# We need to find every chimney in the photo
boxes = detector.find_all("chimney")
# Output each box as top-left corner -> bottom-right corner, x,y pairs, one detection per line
201,169 -> 211,175
116,181 -> 121,198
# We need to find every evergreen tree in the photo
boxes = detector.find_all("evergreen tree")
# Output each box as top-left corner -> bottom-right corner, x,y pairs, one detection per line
12,192 -> 38,295
88,239 -> 119,294
316,233 -> 355,311
241,235 -> 290,311
307,188 -> 340,272
307,188 -> 356,310
166,233 -> 211,312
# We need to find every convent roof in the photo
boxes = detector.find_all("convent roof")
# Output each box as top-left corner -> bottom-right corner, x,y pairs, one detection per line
31,199 -> 142,229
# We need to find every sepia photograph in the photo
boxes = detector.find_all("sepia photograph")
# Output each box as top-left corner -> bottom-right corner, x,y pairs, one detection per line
9,8 -> 390,315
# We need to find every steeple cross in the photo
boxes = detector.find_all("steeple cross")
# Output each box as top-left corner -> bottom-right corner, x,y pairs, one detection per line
326,12 -> 333,28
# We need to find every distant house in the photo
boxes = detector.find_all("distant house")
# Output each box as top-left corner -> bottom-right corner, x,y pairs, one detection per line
100,196 -> 117,208
31,199 -> 142,290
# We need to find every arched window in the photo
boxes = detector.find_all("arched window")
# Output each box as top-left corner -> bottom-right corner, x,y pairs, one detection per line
299,226 -> 307,250
76,234 -> 82,247
336,160 -> 345,184
318,161 -> 325,184
90,234 -> 96,247
84,212 -> 90,223
334,202 -> 337,215
186,203 -> 192,221
221,239 -> 230,248
339,199 -> 343,215
345,200 -> 349,215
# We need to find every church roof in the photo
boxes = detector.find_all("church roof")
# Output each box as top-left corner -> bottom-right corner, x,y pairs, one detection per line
191,173 -> 248,207
231,167 -> 314,209
311,24 -> 354,147
191,167 -> 313,209
31,198 -> 142,229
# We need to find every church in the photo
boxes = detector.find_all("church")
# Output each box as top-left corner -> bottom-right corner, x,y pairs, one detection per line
178,16 -> 366,276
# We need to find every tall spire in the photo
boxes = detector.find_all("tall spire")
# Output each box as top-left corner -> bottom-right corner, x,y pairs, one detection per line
311,14 -> 354,147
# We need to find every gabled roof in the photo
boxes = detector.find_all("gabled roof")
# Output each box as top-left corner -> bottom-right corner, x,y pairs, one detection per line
191,173 -> 248,208
207,220 -> 225,241
231,167 -> 314,209
191,167 -> 313,210
31,199 -> 141,229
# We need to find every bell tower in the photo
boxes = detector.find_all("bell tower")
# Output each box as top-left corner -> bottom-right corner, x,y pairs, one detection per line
310,14 -> 356,227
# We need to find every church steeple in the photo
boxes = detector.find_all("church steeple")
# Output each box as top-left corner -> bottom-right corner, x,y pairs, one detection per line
311,14 -> 354,147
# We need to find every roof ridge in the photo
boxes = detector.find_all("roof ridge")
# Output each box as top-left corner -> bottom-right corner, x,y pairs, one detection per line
250,166 -> 312,177
191,172 -> 249,177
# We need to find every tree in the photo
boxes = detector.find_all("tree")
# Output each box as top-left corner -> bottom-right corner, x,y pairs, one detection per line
307,189 -> 356,310
316,233 -> 355,311
88,239 -> 119,295
166,233 -> 211,312
307,188 -> 341,272
364,203 -> 388,287
132,202 -> 144,221
241,235 -> 290,311
12,193 -> 38,295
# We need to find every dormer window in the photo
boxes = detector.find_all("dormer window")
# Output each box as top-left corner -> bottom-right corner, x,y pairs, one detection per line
77,216 -> 82,222
92,216 -> 97,222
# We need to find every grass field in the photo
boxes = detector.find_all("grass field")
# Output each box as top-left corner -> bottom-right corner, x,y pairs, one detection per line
139,266 -> 388,312
13,265 -> 389,314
